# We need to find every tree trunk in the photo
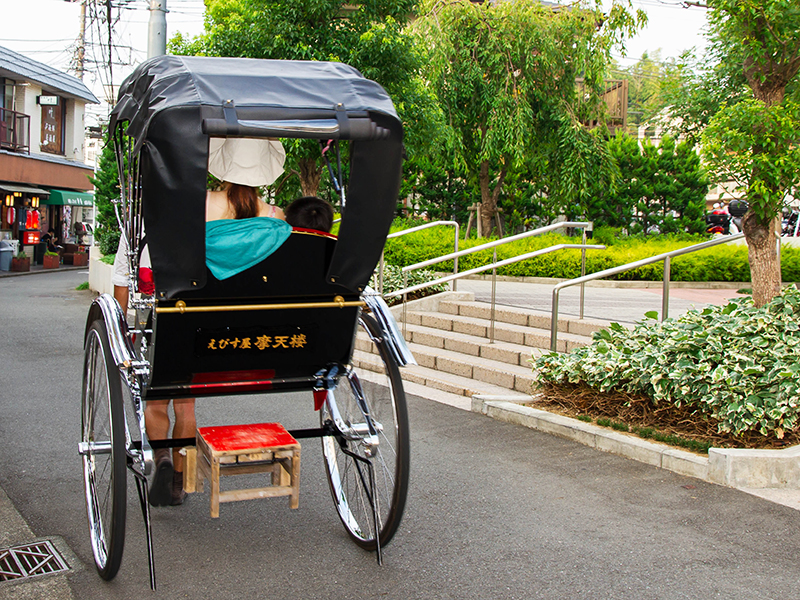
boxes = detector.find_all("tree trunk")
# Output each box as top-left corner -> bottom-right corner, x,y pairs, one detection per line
478,160 -> 508,237
742,211 -> 782,307
299,158 -> 322,197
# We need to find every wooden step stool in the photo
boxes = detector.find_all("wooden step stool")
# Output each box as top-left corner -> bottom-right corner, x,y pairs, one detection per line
195,422 -> 300,518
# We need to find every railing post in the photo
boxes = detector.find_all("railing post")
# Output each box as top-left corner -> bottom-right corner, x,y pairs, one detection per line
453,224 -> 459,292
550,288 -> 560,352
662,256 -> 671,322
402,270 -> 408,340
378,252 -> 385,295
490,249 -> 497,344
580,228 -> 587,320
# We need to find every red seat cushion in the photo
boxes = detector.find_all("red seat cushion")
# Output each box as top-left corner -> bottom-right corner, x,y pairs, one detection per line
198,422 -> 298,453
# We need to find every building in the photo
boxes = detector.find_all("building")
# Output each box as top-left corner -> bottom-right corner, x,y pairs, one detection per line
0,45 -> 99,260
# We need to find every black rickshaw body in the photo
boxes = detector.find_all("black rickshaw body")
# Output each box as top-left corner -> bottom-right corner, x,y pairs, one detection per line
105,55 -> 404,400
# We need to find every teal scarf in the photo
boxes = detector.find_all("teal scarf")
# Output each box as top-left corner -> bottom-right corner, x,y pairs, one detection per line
206,217 -> 292,280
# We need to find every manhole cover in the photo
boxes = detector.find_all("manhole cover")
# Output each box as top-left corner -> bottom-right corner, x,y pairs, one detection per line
0,541 -> 69,582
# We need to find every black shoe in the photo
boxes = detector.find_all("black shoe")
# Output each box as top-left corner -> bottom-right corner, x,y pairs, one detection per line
149,449 -> 174,507
171,471 -> 187,506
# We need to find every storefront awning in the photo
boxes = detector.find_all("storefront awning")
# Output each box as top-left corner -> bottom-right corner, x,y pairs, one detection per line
0,183 -> 50,195
41,189 -> 94,207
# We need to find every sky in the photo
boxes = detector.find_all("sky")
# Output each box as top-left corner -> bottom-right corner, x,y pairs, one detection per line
1,0 -> 710,125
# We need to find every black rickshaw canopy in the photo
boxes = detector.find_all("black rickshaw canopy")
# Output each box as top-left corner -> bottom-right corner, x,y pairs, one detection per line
109,55 -> 404,298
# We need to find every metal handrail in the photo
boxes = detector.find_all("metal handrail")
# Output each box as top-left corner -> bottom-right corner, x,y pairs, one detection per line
386,241 -> 605,343
549,232 -> 746,351
392,221 -> 596,320
378,221 -> 459,294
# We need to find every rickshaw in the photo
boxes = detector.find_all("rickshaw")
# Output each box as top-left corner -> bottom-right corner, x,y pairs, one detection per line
79,55 -> 412,589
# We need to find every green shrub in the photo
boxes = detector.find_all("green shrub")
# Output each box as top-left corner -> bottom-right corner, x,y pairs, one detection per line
371,264 -> 449,305
534,285 -> 800,440
381,219 -> 800,283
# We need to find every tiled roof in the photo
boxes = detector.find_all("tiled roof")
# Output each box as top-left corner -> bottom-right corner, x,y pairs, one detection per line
0,45 -> 99,104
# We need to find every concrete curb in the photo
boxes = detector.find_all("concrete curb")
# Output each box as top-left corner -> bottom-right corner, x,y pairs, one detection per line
471,396 -> 800,492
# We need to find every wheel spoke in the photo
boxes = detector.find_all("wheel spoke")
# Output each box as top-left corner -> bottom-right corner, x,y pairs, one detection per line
81,320 -> 127,580
320,313 -> 409,551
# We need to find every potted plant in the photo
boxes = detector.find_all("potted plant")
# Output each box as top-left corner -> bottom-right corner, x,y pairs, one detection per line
72,247 -> 89,266
43,251 -> 60,269
11,252 -> 30,272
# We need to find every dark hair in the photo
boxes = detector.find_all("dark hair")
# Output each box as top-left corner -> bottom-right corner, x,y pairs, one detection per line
285,196 -> 334,232
227,183 -> 260,219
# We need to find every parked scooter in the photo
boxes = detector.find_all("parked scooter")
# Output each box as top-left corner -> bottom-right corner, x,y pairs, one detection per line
706,203 -> 732,235
728,199 -> 748,234
782,206 -> 800,237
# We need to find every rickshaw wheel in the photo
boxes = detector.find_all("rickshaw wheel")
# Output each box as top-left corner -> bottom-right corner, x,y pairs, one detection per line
321,313 -> 410,550
81,319 -> 127,580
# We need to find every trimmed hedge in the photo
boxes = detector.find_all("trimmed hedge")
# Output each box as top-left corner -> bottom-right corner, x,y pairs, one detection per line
382,221 -> 800,282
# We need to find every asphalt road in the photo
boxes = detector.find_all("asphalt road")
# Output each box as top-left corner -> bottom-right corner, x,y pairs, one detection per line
1,270 -> 799,600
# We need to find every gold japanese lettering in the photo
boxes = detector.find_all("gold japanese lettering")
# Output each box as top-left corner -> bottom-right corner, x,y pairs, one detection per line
272,336 -> 289,349
255,336 -> 272,350
290,334 -> 307,348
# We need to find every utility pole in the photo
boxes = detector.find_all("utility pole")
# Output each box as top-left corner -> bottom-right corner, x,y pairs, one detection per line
72,0 -> 87,79
147,0 -> 168,58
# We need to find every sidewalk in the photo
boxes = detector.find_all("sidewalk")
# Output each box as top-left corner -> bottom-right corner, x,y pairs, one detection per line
456,277 -> 747,324
0,264 -> 88,278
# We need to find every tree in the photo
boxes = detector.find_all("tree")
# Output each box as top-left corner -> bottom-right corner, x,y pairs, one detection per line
619,50 -> 673,127
87,132 -> 121,255
413,0 -> 645,236
170,1 -> 442,202
607,132 -> 708,234
699,0 -> 800,306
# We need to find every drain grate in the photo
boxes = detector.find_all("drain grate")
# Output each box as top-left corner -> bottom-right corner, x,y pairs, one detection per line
0,541 -> 69,582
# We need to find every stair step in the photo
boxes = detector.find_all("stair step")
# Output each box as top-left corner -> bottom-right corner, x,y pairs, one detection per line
354,367 -> 473,411
354,336 -> 538,394
437,300 -> 609,338
353,349 -> 533,400
397,309 -> 592,352
392,322 -> 547,368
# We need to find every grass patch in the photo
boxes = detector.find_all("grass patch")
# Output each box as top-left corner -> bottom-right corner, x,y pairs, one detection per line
76,281 -> 90,291
560,407 -> 717,454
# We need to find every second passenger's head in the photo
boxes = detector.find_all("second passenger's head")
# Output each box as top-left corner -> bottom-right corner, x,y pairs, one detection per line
285,196 -> 335,233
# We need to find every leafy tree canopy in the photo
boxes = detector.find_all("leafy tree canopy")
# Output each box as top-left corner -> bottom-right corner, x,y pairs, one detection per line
412,0 -> 645,235
170,0 -> 443,202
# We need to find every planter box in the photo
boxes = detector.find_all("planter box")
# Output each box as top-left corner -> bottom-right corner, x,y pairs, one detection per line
43,254 -> 60,269
72,253 -> 89,266
11,257 -> 30,272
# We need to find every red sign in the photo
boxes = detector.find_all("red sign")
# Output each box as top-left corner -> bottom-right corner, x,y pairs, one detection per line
23,231 -> 40,245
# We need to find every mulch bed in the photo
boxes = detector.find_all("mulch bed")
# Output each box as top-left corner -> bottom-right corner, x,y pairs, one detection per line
533,383 -> 800,451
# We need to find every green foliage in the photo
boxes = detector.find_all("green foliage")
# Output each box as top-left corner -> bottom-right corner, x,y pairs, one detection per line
612,50 -> 673,127
173,0 -> 443,194
702,99 -> 800,227
535,285 -> 800,439
100,253 -> 116,266
87,131 -> 121,255
608,132 -> 708,234
381,220 -> 797,282
75,281 -> 90,291
98,229 -> 120,257
412,0 -> 645,233
371,264 -> 448,305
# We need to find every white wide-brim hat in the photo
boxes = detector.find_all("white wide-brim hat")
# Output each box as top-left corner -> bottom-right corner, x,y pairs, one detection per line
208,137 -> 286,187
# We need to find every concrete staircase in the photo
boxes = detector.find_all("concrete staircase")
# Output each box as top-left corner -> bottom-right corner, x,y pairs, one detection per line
354,292 -> 610,410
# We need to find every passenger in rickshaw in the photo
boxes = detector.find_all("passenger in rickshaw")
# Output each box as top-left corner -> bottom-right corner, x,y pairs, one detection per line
285,195 -> 335,233
114,136 -> 290,505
